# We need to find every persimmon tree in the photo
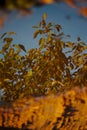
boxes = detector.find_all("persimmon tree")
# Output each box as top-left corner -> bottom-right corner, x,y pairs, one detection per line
0,13 -> 87,102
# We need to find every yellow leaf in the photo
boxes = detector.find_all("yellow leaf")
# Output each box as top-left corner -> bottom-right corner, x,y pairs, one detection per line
33,30 -> 40,38
27,70 -> 33,77
0,62 -> 4,67
0,82 -> 2,85
9,32 -> 16,35
43,13 -> 47,20
4,79 -> 10,82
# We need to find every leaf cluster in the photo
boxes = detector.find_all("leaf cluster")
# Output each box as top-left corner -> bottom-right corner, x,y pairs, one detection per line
0,13 -> 87,102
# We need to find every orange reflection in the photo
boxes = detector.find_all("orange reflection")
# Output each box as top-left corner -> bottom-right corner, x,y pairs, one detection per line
79,7 -> 87,18
40,0 -> 54,4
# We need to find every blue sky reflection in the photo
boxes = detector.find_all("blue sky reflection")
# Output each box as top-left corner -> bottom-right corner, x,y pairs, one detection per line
0,3 -> 87,51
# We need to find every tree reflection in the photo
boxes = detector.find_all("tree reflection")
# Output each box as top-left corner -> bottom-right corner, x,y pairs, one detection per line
0,0 -> 87,29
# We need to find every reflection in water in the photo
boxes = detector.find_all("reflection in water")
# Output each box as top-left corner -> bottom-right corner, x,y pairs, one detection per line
0,0 -> 87,29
